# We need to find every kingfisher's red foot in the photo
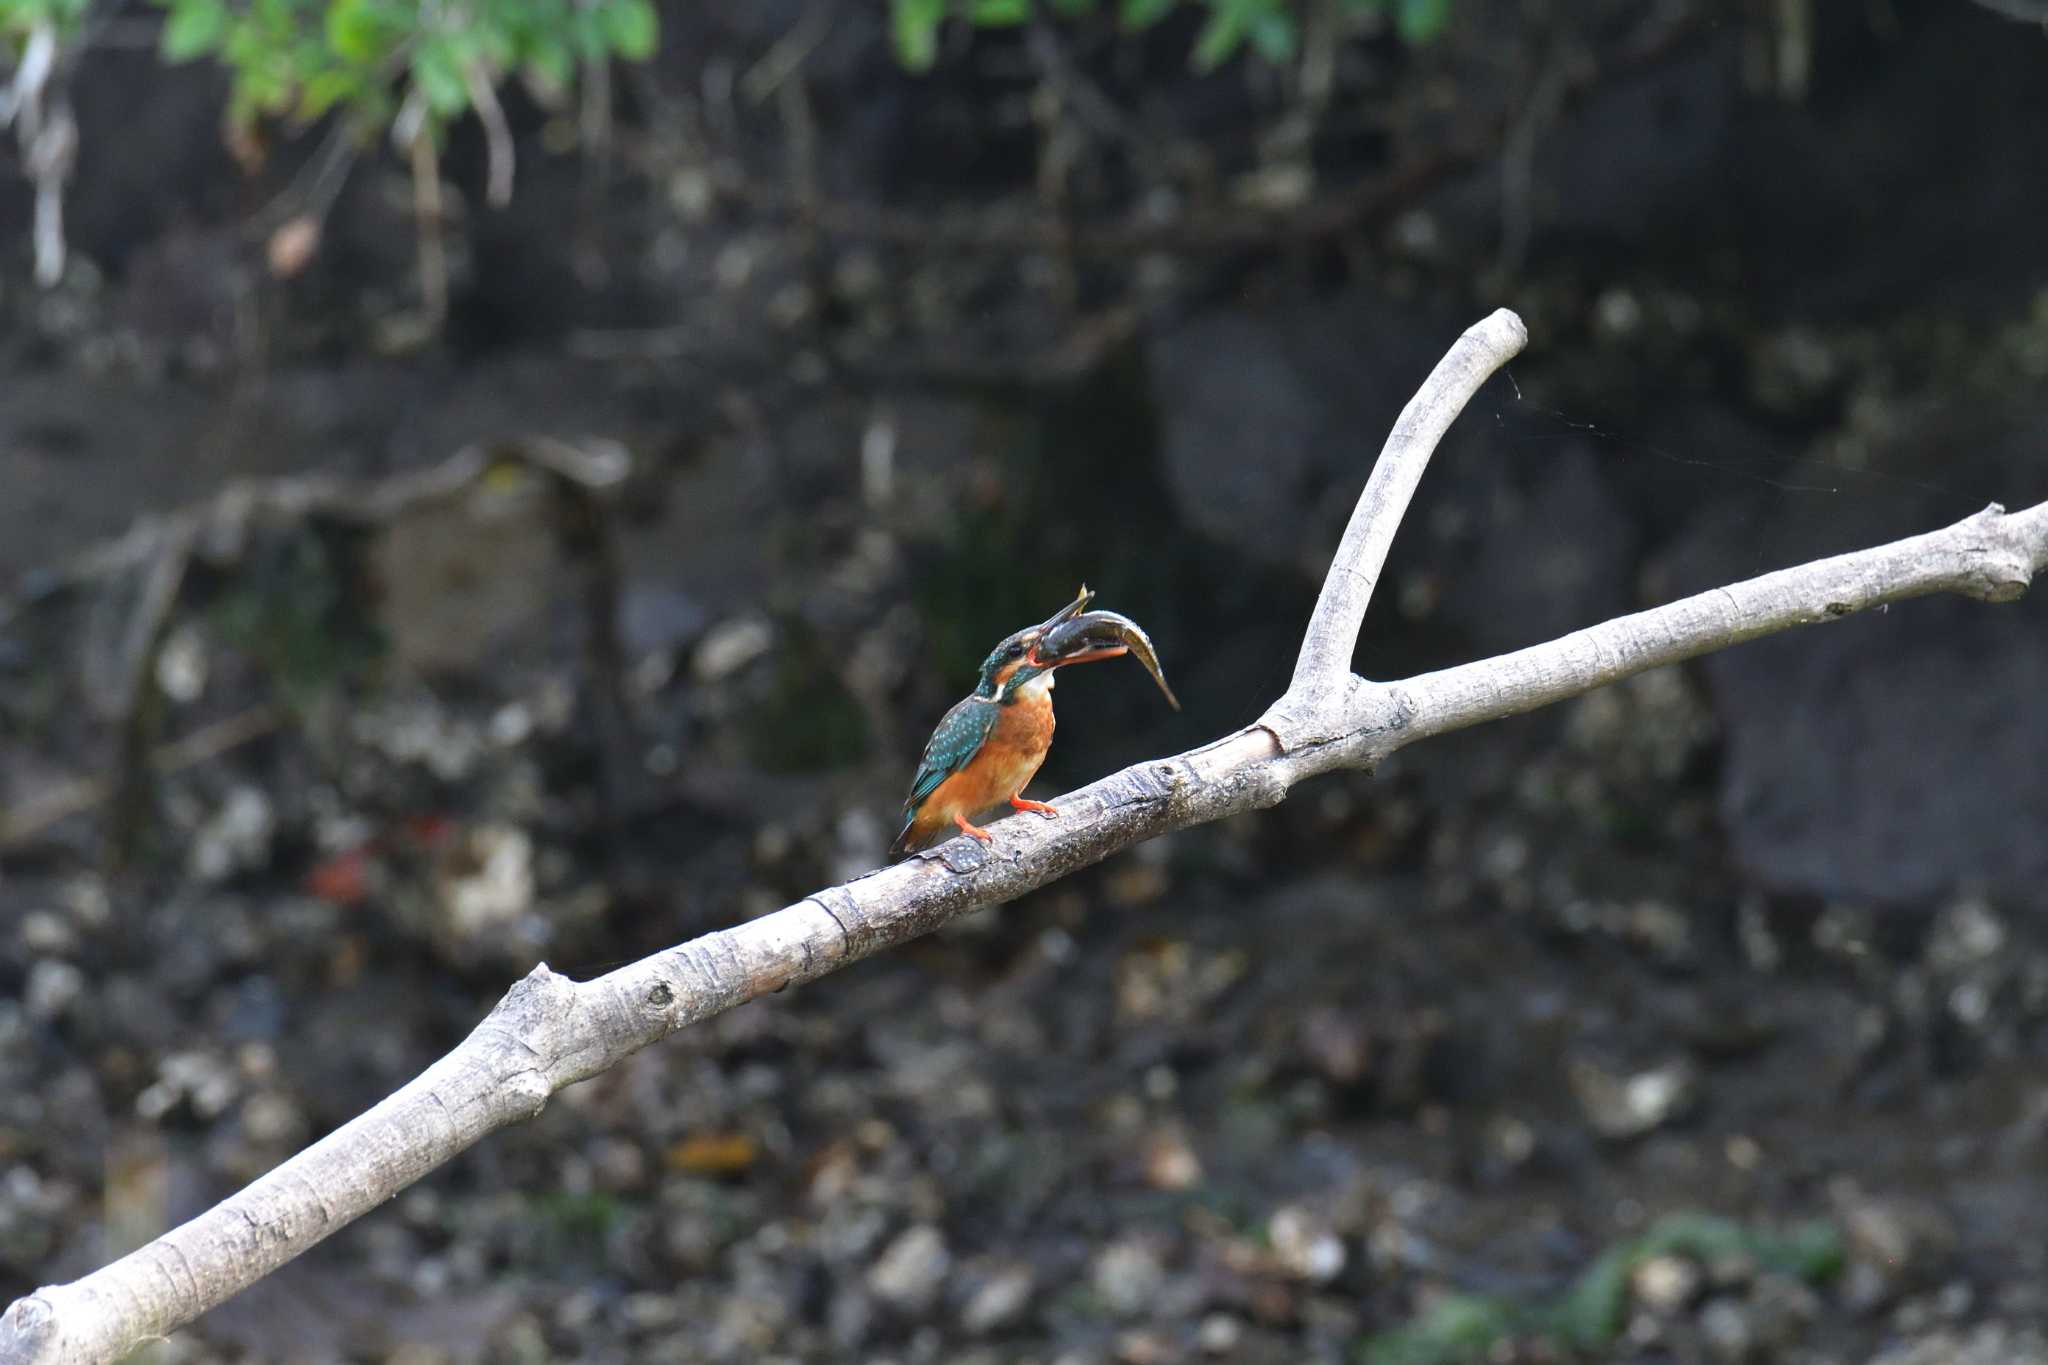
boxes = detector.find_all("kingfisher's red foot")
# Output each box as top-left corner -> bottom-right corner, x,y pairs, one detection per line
1010,797 -> 1059,817
953,812 -> 994,843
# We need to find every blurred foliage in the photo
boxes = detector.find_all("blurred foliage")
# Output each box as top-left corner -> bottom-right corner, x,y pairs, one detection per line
889,0 -> 1452,73
208,530 -> 387,710
0,0 -> 654,141
143,0 -> 656,135
0,0 -> 85,38
743,618 -> 873,774
1362,1212 -> 1844,1365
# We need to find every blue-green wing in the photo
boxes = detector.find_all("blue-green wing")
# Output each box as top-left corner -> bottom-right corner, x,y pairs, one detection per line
905,697 -> 999,811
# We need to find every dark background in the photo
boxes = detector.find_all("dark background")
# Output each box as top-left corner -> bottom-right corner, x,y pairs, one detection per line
3,2 -> 2048,1360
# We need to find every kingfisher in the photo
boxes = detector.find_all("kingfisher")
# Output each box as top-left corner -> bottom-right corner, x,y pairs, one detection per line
888,587 -> 1179,861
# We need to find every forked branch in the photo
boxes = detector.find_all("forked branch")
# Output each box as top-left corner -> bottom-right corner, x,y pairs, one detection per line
5,310 -> 2045,1363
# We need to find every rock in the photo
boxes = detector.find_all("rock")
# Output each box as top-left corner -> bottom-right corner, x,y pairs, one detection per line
1267,1206 -> 1347,1284
959,1263 -> 1034,1336
827,1285 -> 874,1351
1434,444 -> 1642,657
372,477 -> 565,676
1149,298 -> 1464,579
1092,1238 -> 1166,1317
1298,1007 -> 1372,1087
436,824 -> 536,944
1840,1261 -> 1892,1317
867,1224 -> 951,1314
1197,1313 -> 1243,1355
1924,896 -> 2007,975
135,1050 -> 240,1121
1745,1272 -> 1821,1351
1568,1055 -> 1700,1139
619,584 -> 709,660
1664,405 -> 2048,912
1631,1254 -> 1702,1315
692,616 -> 775,682
1114,1329 -> 1174,1364
1698,1297 -> 1755,1362
1867,1323 -> 2048,1365
1140,1128 -> 1203,1192
19,911 -> 76,955
24,959 -> 85,1022
189,785 -> 275,883
1831,1181 -> 1957,1311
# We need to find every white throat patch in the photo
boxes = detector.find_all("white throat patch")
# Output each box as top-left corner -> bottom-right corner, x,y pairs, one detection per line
1013,670 -> 1055,702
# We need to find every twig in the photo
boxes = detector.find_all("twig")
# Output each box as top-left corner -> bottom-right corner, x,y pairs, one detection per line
465,61 -> 516,208
739,2 -> 833,106
409,130 -> 448,327
251,119 -> 358,233
0,706 -> 282,851
7,311 -> 2048,1363
4,20 -> 76,286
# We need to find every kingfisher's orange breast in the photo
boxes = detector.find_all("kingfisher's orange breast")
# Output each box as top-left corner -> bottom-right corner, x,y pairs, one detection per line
912,675 -> 1057,837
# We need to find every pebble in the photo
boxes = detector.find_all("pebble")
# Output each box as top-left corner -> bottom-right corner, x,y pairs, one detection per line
439,824 -> 536,941
1632,1253 -> 1702,1315
1141,1128 -> 1203,1191
1568,1055 -> 1700,1138
1197,1313 -> 1243,1355
24,959 -> 85,1022
959,1263 -> 1034,1335
1093,1239 -> 1167,1317
1268,1205 -> 1347,1283
188,785 -> 275,883
1868,1323 -> 2048,1365
868,1224 -> 951,1313
692,617 -> 774,682
1699,1297 -> 1755,1362
19,910 -> 76,954
1833,1180 -> 1958,1309
1747,1272 -> 1821,1349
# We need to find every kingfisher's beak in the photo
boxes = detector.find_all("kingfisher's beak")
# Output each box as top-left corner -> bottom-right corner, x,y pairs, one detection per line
1040,585 -> 1095,634
1023,585 -> 1095,667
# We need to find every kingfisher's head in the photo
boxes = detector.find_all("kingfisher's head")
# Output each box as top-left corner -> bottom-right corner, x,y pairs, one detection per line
972,586 -> 1098,703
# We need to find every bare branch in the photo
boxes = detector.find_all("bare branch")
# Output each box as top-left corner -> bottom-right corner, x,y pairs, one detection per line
1393,499 -> 2048,746
466,61 -> 516,208
5,312 -> 2045,1364
1266,307 -> 1526,741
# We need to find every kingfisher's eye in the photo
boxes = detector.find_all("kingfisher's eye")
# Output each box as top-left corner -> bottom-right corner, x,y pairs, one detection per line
1003,642 -> 1026,659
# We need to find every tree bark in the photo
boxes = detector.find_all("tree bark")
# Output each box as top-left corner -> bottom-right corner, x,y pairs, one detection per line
5,309 -> 2045,1363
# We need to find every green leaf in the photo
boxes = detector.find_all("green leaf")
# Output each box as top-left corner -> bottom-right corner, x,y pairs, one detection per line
568,6 -> 608,61
1048,0 -> 1098,15
1244,5 -> 1295,61
237,58 -> 293,115
412,40 -> 470,116
891,0 -> 944,70
969,0 -> 1031,23
599,0 -> 657,60
1119,0 -> 1177,29
160,0 -> 228,61
1546,1243 -> 1633,1348
325,0 -> 401,64
523,36 -> 574,91
1362,1295 -> 1520,1365
1189,3 -> 1245,71
297,66 -> 359,120
1395,0 -> 1450,44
